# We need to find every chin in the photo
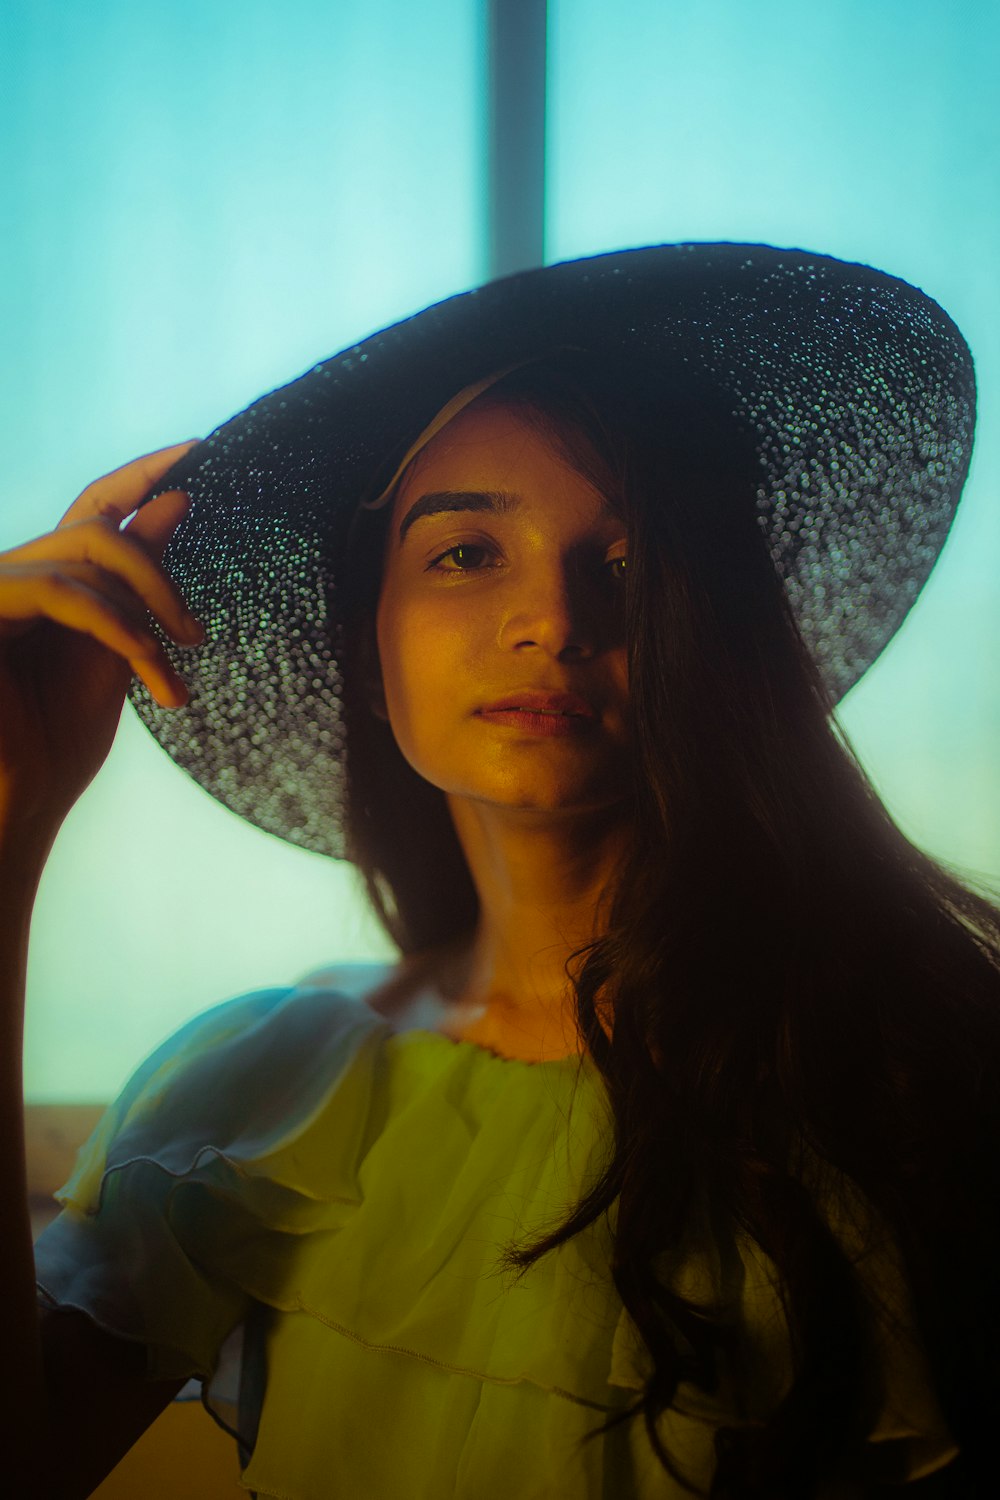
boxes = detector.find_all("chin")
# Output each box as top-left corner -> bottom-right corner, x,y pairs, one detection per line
403,746 -> 631,815
457,778 -> 631,816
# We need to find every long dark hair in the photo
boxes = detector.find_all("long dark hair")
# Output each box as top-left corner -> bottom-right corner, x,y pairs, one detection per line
338,351 -> 1000,1497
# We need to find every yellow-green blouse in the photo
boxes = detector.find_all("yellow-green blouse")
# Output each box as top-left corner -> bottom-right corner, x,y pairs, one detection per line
33,971 -> 958,1497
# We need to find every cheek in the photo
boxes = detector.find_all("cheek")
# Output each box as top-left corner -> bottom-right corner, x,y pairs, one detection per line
376,591 -> 470,736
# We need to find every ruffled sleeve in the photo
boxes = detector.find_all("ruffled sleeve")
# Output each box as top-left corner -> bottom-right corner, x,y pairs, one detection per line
33,985 -> 386,1448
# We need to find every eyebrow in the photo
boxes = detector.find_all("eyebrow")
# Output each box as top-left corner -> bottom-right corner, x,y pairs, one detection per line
397,488 -> 620,545
398,489 -> 515,544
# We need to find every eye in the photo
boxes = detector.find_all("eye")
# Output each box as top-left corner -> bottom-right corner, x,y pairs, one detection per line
428,543 -> 500,574
606,556 -> 627,583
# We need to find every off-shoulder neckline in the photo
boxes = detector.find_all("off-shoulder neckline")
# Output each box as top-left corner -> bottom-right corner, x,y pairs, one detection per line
297,965 -> 594,1072
387,1019 -> 594,1071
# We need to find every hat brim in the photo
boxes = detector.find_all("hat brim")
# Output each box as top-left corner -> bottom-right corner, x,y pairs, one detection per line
128,241 -> 977,858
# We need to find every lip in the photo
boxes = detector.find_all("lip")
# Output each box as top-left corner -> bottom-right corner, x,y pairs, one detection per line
477,690 -> 598,718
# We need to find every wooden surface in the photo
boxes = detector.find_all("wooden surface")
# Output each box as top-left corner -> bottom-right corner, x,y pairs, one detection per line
90,1399 -> 247,1498
25,1102 -> 106,1199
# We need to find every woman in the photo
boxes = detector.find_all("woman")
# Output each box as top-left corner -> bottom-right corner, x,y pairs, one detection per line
3,244 -> 997,1497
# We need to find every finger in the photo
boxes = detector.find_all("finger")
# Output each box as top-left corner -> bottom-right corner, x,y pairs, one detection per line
4,519 -> 204,643
58,440 -> 201,529
0,561 -> 147,641
0,568 -> 190,707
22,557 -> 197,647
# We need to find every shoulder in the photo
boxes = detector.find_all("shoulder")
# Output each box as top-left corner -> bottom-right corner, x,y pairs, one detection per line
293,960 -> 402,1007
294,954 -> 462,1033
74,979 -> 400,1183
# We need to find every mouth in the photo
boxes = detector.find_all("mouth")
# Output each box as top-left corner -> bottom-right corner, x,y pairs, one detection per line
475,703 -> 599,736
478,693 -> 597,719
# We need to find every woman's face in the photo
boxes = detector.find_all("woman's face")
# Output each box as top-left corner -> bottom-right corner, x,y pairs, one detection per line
372,400 -> 632,818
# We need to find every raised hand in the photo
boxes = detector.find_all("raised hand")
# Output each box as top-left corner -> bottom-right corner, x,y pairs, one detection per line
0,441 -> 204,847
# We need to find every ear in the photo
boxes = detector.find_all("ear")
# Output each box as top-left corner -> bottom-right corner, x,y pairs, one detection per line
358,621 -> 389,722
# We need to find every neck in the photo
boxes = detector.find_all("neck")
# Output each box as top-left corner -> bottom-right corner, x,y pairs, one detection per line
438,796 -> 630,1028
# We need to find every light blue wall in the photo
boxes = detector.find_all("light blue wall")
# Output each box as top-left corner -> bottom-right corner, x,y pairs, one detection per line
7,1 -> 997,1100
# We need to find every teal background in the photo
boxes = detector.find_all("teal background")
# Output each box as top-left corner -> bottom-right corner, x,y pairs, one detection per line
4,0 -> 997,1101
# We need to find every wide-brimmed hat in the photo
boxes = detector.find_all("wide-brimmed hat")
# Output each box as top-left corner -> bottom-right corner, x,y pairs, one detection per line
128,242 -> 977,858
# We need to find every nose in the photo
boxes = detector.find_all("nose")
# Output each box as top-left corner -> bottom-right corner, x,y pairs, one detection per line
497,556 -> 618,661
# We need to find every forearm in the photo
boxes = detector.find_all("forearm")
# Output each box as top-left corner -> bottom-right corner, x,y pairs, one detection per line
1,836 -> 54,1489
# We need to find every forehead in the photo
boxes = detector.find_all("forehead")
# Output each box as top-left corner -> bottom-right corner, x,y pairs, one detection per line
389,400 -> 612,517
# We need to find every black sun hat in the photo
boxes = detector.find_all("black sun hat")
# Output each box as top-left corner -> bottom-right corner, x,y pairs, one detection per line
128,241 -> 977,859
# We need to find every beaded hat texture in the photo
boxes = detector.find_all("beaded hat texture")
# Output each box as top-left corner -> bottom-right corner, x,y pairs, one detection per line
129,242 -> 977,858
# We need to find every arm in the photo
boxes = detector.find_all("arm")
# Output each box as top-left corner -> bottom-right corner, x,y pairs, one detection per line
0,442 -> 203,1495
2,843 -> 186,1500
1,842 -> 49,1492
